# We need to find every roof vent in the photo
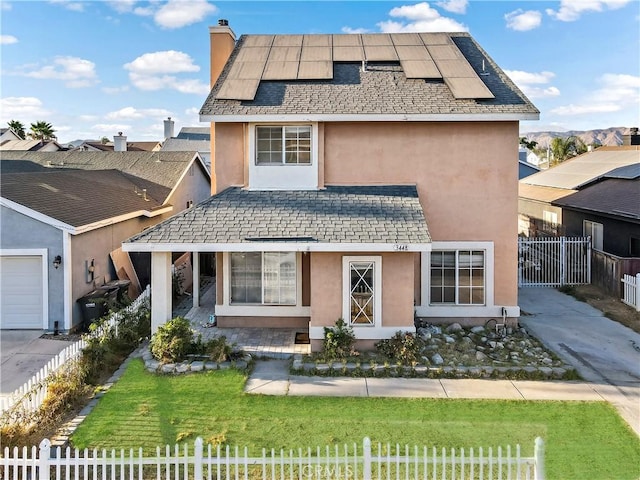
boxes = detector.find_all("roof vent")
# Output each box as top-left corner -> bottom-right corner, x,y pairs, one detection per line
218,19 -> 228,26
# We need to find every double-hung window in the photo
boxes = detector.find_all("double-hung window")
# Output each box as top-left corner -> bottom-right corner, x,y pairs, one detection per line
230,252 -> 296,305
430,250 -> 485,305
583,220 -> 603,251
256,126 -> 311,165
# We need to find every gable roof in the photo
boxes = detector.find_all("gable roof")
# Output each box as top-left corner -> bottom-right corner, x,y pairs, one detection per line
552,177 -> 640,221
0,150 -> 209,204
201,32 -> 539,122
124,185 -> 430,251
176,127 -> 210,141
1,169 -> 170,233
0,139 -> 64,151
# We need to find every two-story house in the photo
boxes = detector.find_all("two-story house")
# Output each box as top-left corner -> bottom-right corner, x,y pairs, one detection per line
123,22 -> 539,351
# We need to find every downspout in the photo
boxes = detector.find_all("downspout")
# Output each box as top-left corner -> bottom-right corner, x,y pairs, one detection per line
63,231 -> 73,331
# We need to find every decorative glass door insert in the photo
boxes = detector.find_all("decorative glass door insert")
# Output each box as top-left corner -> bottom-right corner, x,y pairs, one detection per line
349,261 -> 375,325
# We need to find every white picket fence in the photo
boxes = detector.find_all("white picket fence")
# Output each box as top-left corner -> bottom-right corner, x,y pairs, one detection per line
0,437 -> 545,480
622,273 -> 640,311
518,236 -> 591,287
0,286 -> 150,417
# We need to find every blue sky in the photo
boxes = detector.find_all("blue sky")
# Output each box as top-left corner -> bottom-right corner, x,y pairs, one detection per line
1,0 -> 638,144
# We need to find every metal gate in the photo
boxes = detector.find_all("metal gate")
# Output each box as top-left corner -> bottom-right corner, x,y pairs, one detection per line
518,236 -> 591,287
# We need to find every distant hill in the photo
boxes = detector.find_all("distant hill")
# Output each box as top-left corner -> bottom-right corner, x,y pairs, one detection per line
520,127 -> 630,148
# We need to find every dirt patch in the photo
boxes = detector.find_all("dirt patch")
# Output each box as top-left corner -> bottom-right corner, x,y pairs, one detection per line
567,284 -> 640,334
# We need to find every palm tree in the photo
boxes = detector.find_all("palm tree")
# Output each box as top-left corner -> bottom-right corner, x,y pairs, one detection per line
28,121 -> 57,141
7,120 -> 26,139
549,136 -> 587,166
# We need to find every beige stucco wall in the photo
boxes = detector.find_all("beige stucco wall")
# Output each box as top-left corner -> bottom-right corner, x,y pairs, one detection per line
323,121 -> 519,307
309,252 -> 415,329
212,123 -> 245,194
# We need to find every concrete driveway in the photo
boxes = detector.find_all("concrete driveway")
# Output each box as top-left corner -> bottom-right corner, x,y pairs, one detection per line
518,287 -> 640,436
0,330 -> 76,394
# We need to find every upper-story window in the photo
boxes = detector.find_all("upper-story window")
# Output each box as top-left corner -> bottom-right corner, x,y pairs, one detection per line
249,123 -> 318,190
256,126 -> 311,165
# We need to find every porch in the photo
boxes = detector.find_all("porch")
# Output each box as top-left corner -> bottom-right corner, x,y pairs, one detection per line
173,277 -> 311,359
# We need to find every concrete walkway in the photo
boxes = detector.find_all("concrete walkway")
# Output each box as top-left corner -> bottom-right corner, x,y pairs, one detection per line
245,288 -> 640,437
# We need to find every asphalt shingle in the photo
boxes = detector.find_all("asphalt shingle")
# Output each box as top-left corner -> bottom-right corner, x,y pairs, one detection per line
126,185 -> 431,246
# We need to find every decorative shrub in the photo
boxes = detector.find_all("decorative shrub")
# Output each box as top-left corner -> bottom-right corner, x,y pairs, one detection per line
203,336 -> 233,363
150,316 -> 195,362
322,318 -> 357,359
375,331 -> 421,366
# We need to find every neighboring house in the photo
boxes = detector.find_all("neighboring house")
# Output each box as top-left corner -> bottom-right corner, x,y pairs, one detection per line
518,146 -> 640,238
160,118 -> 212,171
551,163 -> 640,257
0,139 -> 65,152
123,23 -> 539,351
0,151 -> 210,332
0,128 -> 23,143
75,134 -> 161,152
518,149 -> 540,179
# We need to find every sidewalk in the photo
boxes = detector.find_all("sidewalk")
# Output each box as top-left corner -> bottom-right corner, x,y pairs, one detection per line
245,288 -> 640,437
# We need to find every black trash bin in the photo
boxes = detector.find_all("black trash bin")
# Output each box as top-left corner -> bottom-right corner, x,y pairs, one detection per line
77,286 -> 118,330
103,279 -> 131,304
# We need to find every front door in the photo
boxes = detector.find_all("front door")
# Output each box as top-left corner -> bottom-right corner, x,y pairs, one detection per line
343,256 -> 381,327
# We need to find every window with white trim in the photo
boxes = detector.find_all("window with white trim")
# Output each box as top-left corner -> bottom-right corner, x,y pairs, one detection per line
430,250 -> 485,305
583,220 -> 603,251
542,210 -> 558,235
256,126 -> 311,165
230,252 -> 296,305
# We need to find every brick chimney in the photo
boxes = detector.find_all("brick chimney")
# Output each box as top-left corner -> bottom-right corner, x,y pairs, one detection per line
209,19 -> 236,88
114,132 -> 127,152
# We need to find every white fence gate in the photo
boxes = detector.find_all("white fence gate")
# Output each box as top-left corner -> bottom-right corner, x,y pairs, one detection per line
621,273 -> 640,311
518,237 -> 591,287
1,437 -> 546,480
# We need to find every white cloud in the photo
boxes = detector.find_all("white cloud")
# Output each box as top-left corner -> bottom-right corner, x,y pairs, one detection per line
49,0 -> 85,12
154,0 -> 217,29
436,0 -> 467,14
341,26 -> 370,34
550,73 -> 640,116
91,123 -> 132,133
505,9 -> 542,31
505,70 -> 560,99
124,50 -> 200,75
1,35 -> 18,45
20,56 -> 98,88
1,2 -> 11,10
107,0 -> 137,13
379,2 -> 468,32
546,0 -> 630,22
0,97 -> 51,122
78,115 -> 99,122
106,106 -> 172,120
102,85 -> 130,94
124,50 -> 207,94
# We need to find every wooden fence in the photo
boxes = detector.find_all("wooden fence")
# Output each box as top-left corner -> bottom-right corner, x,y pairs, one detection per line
0,286 -> 150,417
592,250 -> 640,297
622,273 -> 640,311
1,437 -> 545,480
518,237 -> 590,287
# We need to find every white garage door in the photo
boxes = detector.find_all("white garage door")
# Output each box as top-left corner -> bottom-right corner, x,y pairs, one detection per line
0,256 -> 44,329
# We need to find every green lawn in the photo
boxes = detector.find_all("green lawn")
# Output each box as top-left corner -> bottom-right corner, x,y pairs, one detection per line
71,359 -> 640,480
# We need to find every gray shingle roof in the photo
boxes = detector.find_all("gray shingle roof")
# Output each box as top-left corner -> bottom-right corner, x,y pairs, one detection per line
126,185 -> 430,246
553,177 -> 640,221
1,170 -> 166,228
0,151 -> 205,203
201,33 -> 538,118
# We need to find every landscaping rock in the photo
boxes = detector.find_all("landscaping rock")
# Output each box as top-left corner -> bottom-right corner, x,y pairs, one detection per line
431,353 -> 444,365
446,323 -> 463,333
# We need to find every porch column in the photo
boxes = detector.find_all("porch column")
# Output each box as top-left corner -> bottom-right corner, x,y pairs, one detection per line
151,251 -> 172,334
192,252 -> 200,308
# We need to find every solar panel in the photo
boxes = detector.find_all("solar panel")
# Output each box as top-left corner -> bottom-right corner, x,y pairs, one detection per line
390,33 -> 423,46
333,46 -> 364,61
215,78 -> 260,100
419,33 -> 451,45
273,35 -> 303,47
332,34 -> 362,47
298,61 -> 333,79
242,35 -> 274,47
303,34 -> 332,47
364,45 -> 398,61
361,33 -> 392,46
401,60 -> 441,78
433,59 -> 476,77
236,46 -> 270,62
262,61 -> 299,80
395,45 -> 432,61
267,46 -> 301,62
444,77 -> 494,99
426,45 -> 463,60
226,61 -> 265,80
300,46 -> 332,62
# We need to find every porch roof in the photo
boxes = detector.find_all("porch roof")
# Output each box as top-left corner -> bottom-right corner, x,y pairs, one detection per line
123,185 -> 431,252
